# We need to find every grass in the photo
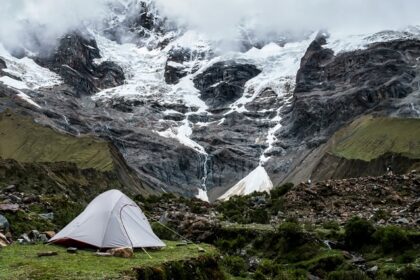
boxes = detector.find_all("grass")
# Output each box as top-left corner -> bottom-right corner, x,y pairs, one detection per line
0,111 -> 114,171
330,116 -> 420,161
0,242 -> 217,280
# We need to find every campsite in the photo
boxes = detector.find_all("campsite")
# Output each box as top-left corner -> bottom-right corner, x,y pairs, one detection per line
1,174 -> 419,279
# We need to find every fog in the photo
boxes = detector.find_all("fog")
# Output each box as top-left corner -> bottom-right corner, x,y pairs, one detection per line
1,0 -> 420,53
155,0 -> 420,41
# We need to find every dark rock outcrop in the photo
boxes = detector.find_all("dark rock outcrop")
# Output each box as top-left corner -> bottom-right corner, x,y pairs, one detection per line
36,33 -> 125,95
194,61 -> 261,109
290,37 -> 420,140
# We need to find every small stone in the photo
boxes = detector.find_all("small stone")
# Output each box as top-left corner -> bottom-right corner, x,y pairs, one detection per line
67,247 -> 78,254
95,252 -> 112,257
39,213 -> 54,220
396,218 -> 409,224
4,185 -> 16,193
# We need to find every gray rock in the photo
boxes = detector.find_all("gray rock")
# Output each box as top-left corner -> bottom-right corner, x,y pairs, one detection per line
39,213 -> 54,220
0,214 -> 9,232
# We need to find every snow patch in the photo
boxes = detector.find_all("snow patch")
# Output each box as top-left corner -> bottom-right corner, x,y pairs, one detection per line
218,166 -> 273,201
196,188 -> 209,202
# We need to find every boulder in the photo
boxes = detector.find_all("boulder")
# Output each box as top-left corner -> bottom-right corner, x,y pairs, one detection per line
0,214 -> 9,232
0,232 -> 9,247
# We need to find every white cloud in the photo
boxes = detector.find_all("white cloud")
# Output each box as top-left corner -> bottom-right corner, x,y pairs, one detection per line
1,0 -> 420,53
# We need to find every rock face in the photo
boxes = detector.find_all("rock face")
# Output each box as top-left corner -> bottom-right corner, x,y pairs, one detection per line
290,36 -> 420,140
36,33 -> 125,95
1,2 -> 420,201
194,61 -> 261,109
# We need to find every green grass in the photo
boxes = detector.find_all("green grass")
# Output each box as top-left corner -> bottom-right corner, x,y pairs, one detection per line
331,116 -> 420,161
0,112 -> 114,171
0,242 -> 217,280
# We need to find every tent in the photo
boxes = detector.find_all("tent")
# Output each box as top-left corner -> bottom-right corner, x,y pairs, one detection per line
49,189 -> 165,249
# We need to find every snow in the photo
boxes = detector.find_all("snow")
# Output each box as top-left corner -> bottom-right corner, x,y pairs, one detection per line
0,76 -> 28,90
218,166 -> 273,201
196,188 -> 209,202
16,91 -> 42,109
326,26 -> 420,54
0,44 -> 62,90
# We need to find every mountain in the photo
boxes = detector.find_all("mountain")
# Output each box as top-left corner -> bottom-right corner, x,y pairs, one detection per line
0,0 -> 419,201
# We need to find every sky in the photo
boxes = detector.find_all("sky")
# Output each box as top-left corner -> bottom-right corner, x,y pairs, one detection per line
1,0 -> 420,53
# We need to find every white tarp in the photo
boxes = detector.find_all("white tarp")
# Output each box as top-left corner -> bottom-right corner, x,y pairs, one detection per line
49,189 -> 165,248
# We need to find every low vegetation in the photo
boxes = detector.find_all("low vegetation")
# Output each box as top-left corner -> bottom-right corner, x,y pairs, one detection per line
0,242 -> 218,280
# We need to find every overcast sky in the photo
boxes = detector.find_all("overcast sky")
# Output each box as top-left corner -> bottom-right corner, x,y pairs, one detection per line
1,0 -> 420,52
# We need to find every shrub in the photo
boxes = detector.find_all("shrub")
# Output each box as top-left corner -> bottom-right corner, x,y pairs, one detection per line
221,256 -> 248,277
151,222 -> 178,241
250,208 -> 270,224
373,226 -> 410,253
271,183 -> 294,199
323,221 -> 340,231
344,217 -> 375,249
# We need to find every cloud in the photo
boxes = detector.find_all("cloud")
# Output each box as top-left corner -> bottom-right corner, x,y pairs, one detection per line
0,0 -> 108,54
155,0 -> 420,41
1,0 -> 420,54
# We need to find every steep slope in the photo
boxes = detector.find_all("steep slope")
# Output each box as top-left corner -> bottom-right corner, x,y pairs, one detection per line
0,111 -> 154,200
0,1 -> 419,200
312,116 -> 420,180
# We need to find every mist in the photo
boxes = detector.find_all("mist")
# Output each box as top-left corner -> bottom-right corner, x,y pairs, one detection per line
155,0 -> 420,44
1,0 -> 420,54
0,0 -> 108,55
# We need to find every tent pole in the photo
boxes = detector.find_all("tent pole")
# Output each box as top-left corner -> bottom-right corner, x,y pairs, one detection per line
152,219 -> 205,252
141,247 -> 152,259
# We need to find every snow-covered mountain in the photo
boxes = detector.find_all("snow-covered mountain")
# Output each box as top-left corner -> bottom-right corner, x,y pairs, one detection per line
0,0 -> 419,201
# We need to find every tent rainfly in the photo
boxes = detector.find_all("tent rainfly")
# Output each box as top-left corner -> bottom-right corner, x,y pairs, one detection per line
49,189 -> 165,249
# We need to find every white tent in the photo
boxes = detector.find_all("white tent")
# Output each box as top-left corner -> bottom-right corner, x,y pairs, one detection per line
49,189 -> 165,249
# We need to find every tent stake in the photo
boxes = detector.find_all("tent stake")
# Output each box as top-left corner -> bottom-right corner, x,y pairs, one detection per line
142,247 -> 152,259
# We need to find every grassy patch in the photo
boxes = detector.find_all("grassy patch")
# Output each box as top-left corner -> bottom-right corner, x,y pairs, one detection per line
0,112 -> 114,171
330,116 -> 420,161
0,242 -> 217,280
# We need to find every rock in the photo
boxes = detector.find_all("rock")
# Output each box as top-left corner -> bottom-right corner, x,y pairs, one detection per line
95,252 -> 113,257
193,61 -> 261,109
107,247 -> 134,258
0,232 -> 9,247
67,247 -> 78,254
18,233 -> 31,244
4,185 -> 16,193
22,195 -> 39,204
0,203 -> 19,212
367,265 -> 378,273
39,213 -> 54,220
43,231 -> 56,239
0,214 -> 9,232
36,33 -> 125,95
396,218 -> 409,224
37,251 -> 58,257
